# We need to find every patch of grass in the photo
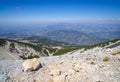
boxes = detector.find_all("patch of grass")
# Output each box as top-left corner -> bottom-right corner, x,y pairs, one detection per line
103,57 -> 109,62
84,39 -> 120,50
9,40 -> 43,52
20,54 -> 40,60
53,39 -> 120,56
43,50 -> 49,55
45,47 -> 57,53
53,47 -> 80,56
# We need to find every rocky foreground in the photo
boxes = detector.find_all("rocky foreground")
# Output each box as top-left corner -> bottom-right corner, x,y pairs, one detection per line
0,42 -> 120,82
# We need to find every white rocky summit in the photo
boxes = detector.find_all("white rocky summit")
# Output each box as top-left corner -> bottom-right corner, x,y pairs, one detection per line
0,42 -> 120,82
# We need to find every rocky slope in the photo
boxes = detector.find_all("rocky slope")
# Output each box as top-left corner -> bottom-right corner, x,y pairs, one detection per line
0,41 -> 41,60
0,41 -> 120,82
0,39 -> 61,60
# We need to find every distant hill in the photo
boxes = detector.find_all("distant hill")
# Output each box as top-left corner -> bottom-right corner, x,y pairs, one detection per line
24,35 -> 73,46
0,23 -> 120,45
0,38 -> 120,60
43,30 -> 108,45
90,31 -> 120,40
0,38 -> 63,59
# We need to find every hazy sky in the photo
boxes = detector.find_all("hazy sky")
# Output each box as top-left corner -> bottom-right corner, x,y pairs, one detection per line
0,0 -> 120,23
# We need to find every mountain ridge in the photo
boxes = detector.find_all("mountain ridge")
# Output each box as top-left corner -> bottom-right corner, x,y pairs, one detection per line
0,39 -> 120,82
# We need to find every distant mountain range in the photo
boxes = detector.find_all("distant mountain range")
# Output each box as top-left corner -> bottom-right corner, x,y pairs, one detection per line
43,30 -> 108,45
0,23 -> 120,45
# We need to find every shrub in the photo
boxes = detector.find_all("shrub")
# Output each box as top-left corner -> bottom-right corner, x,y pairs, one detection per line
10,43 -> 15,48
43,50 -> 49,55
103,57 -> 109,62
53,47 -> 79,56
0,39 -> 6,46
45,47 -> 57,53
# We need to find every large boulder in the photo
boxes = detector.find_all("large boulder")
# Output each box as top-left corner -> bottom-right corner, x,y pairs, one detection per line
22,58 -> 41,72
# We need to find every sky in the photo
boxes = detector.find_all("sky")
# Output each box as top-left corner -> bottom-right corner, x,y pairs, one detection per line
0,0 -> 120,23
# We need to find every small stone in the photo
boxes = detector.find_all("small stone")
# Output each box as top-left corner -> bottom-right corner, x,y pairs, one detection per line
90,62 -> 95,65
72,64 -> 81,72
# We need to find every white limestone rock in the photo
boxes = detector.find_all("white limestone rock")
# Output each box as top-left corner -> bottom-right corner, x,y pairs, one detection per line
53,74 -> 65,82
22,58 -> 40,72
49,69 -> 61,77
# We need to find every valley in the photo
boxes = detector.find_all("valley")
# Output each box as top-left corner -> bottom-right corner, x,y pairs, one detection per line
0,23 -> 120,45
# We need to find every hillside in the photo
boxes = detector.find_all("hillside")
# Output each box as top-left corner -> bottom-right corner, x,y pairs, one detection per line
23,35 -> 73,46
0,39 -> 120,82
0,38 -> 63,60
0,38 -> 120,60
43,30 -> 108,45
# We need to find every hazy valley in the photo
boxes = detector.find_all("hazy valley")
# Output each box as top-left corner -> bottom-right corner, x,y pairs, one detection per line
0,23 -> 120,45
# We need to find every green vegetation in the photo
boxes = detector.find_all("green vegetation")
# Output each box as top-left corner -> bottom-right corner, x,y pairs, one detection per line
0,38 -> 120,56
9,43 -> 16,52
45,47 -> 57,53
84,39 -> 120,50
25,36 -> 72,46
20,54 -> 40,60
9,40 -> 43,52
43,50 -> 49,55
10,43 -> 15,48
53,47 -> 80,56
0,38 -> 6,46
53,39 -> 120,55
103,57 -> 109,62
